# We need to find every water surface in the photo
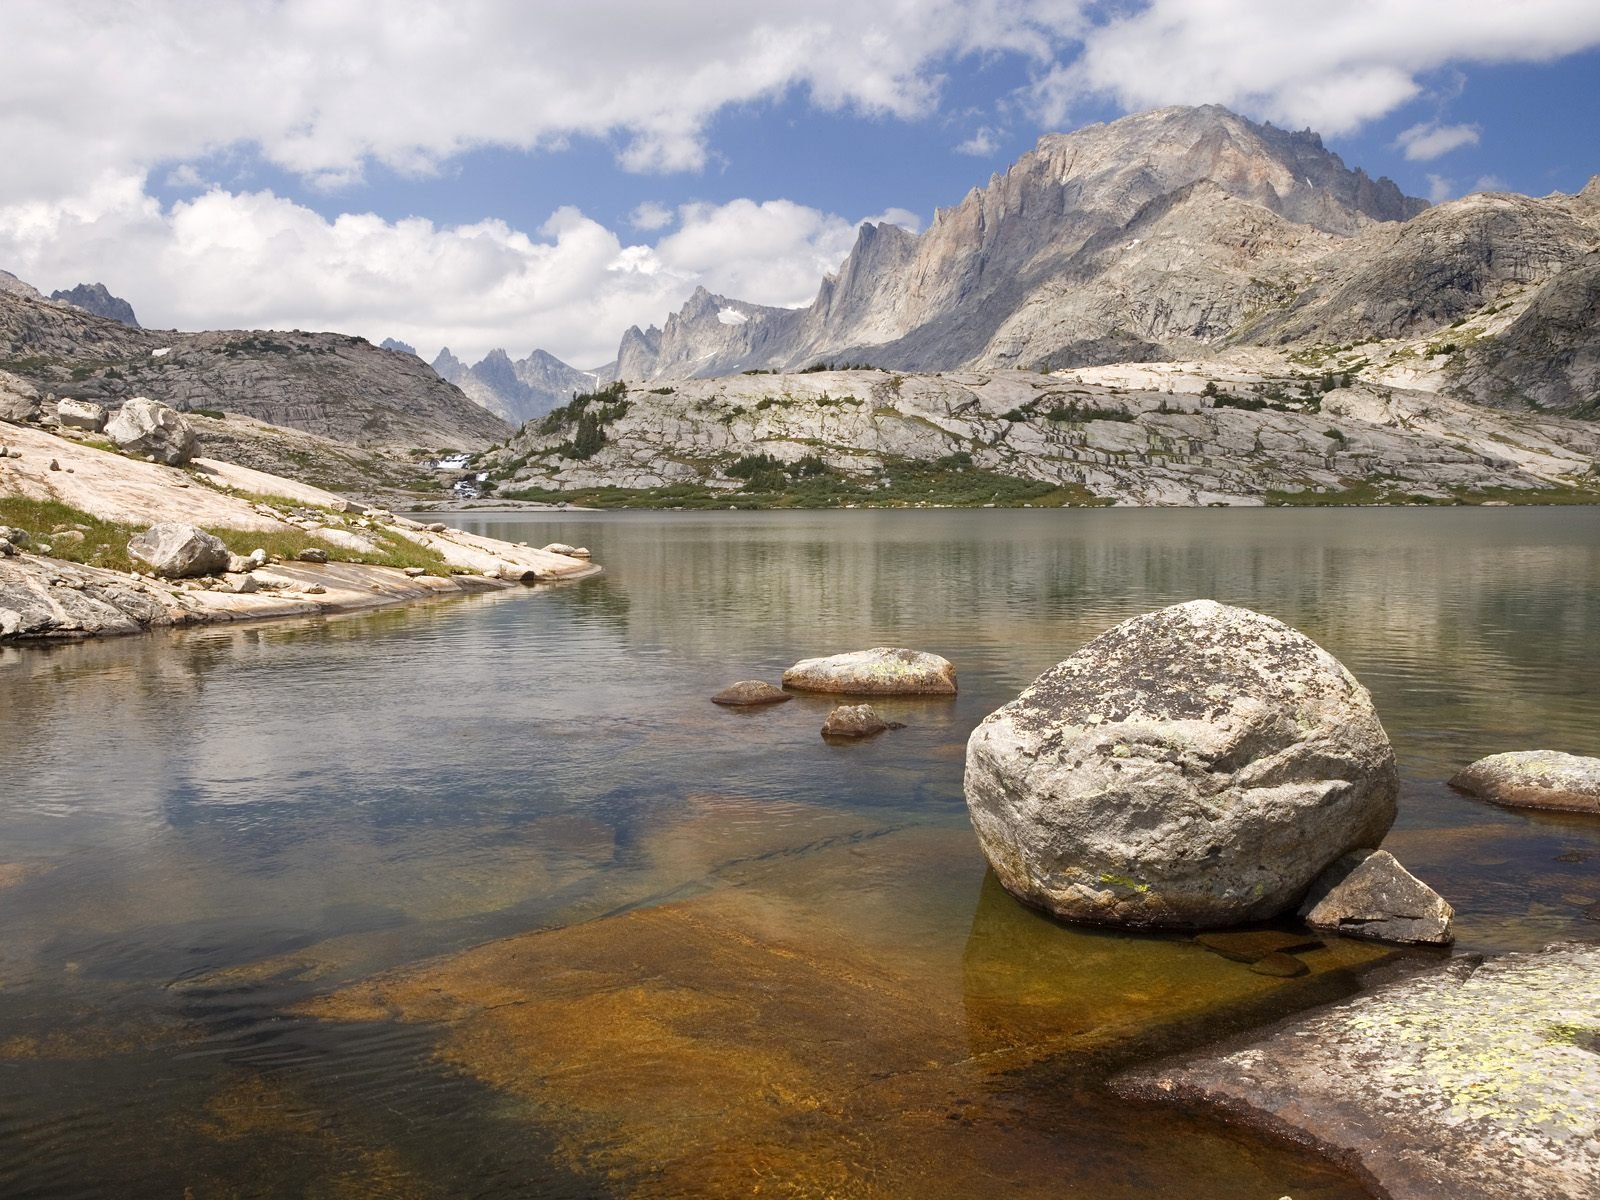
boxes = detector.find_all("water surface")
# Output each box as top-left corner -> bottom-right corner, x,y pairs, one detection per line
2,508 -> 1597,1197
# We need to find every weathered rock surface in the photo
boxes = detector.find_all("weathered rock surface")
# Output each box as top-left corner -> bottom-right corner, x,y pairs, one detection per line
964,600 -> 1398,929
820,704 -> 893,738
55,397 -> 106,431
710,680 -> 791,706
0,554 -> 176,638
104,397 -> 197,465
1299,849 -> 1455,945
783,647 -> 957,695
0,369 -> 40,423
1449,750 -> 1600,814
127,522 -> 231,578
1118,944 -> 1600,1200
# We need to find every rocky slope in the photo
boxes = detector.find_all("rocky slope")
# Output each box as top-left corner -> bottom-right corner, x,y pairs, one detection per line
430,344 -> 599,426
484,356 -> 1600,507
0,284 -> 509,449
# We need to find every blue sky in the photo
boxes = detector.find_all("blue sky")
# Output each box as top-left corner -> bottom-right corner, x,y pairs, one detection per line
3,2 -> 1598,367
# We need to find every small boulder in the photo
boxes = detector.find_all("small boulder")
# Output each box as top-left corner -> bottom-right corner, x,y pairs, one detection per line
425,522 -> 448,532
1448,750 -> 1600,814
56,398 -> 107,431
226,554 -> 252,573
783,647 -> 957,696
127,523 -> 230,578
0,526 -> 28,548
248,548 -> 268,567
541,542 -> 580,556
0,538 -> 14,557
297,547 -> 329,564
403,566 -> 426,578
104,397 -> 196,465
1299,850 -> 1455,945
964,600 -> 1398,930
711,680 -> 792,707
220,573 -> 259,594
821,704 -> 893,738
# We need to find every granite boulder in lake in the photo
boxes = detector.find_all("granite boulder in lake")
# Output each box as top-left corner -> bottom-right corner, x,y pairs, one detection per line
1449,750 -> 1600,814
821,704 -> 898,738
964,600 -> 1398,929
710,680 -> 791,706
783,647 -> 956,695
1299,849 -> 1454,945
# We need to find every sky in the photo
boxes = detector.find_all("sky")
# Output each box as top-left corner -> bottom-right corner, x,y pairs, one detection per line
2,1 -> 1598,369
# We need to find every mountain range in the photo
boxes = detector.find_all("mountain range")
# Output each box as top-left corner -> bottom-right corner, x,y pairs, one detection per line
427,345 -> 599,426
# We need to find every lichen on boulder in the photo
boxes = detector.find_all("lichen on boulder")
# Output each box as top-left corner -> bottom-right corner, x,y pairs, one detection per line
1449,750 -> 1600,814
964,600 -> 1398,929
782,647 -> 956,695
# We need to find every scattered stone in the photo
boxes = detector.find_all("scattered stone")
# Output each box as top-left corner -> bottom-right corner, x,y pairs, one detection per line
104,396 -> 197,465
1118,944 -> 1600,1200
0,526 -> 27,547
569,546 -> 591,558
221,573 -> 259,594
1449,750 -> 1600,814
1248,951 -> 1310,978
226,554 -> 252,573
403,566 -> 426,578
303,584 -> 326,595
48,458 -> 60,471
1194,930 -> 1324,963
248,548 -> 267,567
425,522 -> 448,532
52,530 -> 84,547
55,398 -> 107,431
0,539 -> 14,557
711,680 -> 792,706
1299,849 -> 1455,945
964,600 -> 1398,930
821,704 -> 897,738
296,547 -> 329,564
540,541 -> 581,556
126,523 -> 231,578
783,647 -> 957,696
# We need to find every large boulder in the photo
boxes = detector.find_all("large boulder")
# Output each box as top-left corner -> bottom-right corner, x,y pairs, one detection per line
104,396 -> 196,465
1449,750 -> 1600,814
782,647 -> 956,695
964,600 -> 1398,929
0,372 -> 40,424
127,523 -> 230,578
55,398 -> 106,431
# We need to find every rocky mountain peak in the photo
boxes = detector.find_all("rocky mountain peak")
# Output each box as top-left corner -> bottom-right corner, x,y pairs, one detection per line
0,269 -> 43,301
50,282 -> 140,327
380,337 -> 417,355
431,347 -> 466,382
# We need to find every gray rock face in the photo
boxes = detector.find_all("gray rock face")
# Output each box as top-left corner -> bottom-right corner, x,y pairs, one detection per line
1118,944 -> 1600,1200
821,704 -> 891,738
783,647 -> 957,695
0,370 -> 40,423
105,397 -> 196,464
127,523 -> 230,578
964,600 -> 1398,929
55,398 -> 106,431
710,680 -> 791,706
1449,750 -> 1600,814
1299,849 -> 1455,944
49,282 -> 139,328
433,345 -> 598,425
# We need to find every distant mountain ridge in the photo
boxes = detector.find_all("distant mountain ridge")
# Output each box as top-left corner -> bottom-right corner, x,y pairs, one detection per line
429,345 -> 598,426
49,282 -> 140,327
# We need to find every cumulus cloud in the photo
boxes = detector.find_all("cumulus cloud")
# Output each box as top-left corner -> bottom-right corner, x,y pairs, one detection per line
1025,0 -> 1600,135
1395,121 -> 1480,161
0,0 -> 1086,206
0,183 -> 905,366
955,127 -> 1002,156
629,202 -> 676,232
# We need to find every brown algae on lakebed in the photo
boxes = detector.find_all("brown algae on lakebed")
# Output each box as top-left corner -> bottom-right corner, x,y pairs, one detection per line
294,814 -> 1385,1198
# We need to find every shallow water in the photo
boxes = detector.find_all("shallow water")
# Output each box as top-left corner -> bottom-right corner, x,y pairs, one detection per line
2,507 -> 1598,1198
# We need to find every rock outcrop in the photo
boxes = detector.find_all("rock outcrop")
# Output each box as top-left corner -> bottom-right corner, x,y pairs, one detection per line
1298,849 -> 1455,944
1449,750 -> 1600,814
964,600 -> 1398,929
104,397 -> 197,465
711,680 -> 791,706
126,523 -> 231,578
783,647 -> 957,695
1119,944 -> 1600,1200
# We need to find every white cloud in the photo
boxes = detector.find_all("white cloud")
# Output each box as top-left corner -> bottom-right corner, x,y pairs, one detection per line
955,127 -> 1002,156
1426,174 -> 1457,204
1471,174 -> 1509,194
1395,121 -> 1480,161
1025,0 -> 1600,135
629,202 -> 675,232
0,1 -> 1086,206
0,183 -> 900,366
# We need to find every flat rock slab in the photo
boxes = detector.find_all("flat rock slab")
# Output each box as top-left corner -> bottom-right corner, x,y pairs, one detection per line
782,646 -> 956,695
1450,750 -> 1600,814
1118,943 -> 1600,1200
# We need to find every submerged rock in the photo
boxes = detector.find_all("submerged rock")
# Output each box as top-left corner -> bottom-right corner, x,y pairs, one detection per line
1193,929 -> 1323,963
126,522 -> 230,579
783,647 -> 956,695
1449,750 -> 1600,814
964,600 -> 1398,929
1118,943 -> 1600,1200
1299,849 -> 1454,945
105,396 -> 197,465
821,704 -> 895,738
711,680 -> 791,706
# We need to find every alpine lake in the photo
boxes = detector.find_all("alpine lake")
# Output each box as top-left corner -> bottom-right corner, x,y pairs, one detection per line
3,506 -> 1598,1199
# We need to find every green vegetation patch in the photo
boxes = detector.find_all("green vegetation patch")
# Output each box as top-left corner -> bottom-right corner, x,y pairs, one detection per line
0,496 -> 144,573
